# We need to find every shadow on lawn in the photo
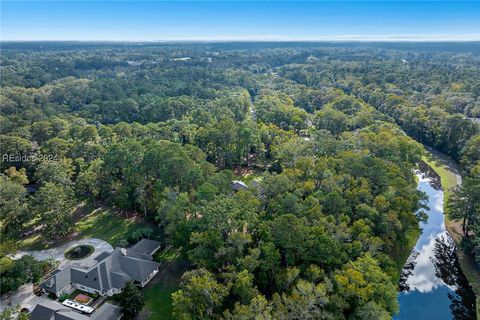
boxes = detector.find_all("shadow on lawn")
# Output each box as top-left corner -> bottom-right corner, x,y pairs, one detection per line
138,256 -> 190,320
20,203 -> 157,250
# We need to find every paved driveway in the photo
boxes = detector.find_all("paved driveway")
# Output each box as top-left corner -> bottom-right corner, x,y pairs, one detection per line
10,238 -> 113,266
0,284 -> 44,312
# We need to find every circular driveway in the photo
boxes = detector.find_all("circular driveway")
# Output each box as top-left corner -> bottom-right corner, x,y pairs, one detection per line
10,238 -> 113,266
2,238 -> 113,312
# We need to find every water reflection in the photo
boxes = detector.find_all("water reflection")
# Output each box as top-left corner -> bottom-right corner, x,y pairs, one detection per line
395,167 -> 476,319
431,235 -> 476,320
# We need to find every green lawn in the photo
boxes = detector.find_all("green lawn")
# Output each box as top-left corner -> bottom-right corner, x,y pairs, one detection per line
19,233 -> 47,251
422,150 -> 459,200
153,246 -> 182,263
74,208 -> 147,245
143,281 -> 178,320
142,256 -> 188,320
19,206 -> 149,250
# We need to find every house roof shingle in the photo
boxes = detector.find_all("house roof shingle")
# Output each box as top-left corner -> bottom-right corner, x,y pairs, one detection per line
30,302 -> 58,320
129,239 -> 161,256
91,303 -> 122,320
40,239 -> 160,296
30,301 -> 90,320
41,268 -> 71,294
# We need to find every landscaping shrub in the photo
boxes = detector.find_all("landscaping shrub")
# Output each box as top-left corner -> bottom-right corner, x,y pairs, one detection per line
59,293 -> 69,302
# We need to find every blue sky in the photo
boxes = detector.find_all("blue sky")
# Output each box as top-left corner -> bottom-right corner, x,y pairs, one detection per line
1,1 -> 479,41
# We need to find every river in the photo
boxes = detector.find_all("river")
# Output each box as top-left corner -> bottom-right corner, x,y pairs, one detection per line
394,164 -> 476,319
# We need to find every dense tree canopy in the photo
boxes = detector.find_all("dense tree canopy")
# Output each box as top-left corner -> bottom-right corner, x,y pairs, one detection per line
1,42 -> 479,318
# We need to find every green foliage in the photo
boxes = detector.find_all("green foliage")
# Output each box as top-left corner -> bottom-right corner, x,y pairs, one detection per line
118,281 -> 146,318
4,167 -> 28,185
460,135 -> 480,174
334,254 -> 398,315
76,158 -> 103,204
0,255 -> 45,295
448,176 -> 480,236
127,226 -> 154,243
0,175 -> 30,237
59,293 -> 70,302
314,107 -> 349,135
32,182 -> 76,239
2,44 -> 478,319
172,269 -> 230,320
34,159 -> 74,187
0,305 -> 29,320
351,301 -> 391,320
271,280 -> 332,319
255,93 -> 308,132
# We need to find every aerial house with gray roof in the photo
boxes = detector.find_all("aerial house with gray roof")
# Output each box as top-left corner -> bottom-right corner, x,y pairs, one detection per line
40,239 -> 160,297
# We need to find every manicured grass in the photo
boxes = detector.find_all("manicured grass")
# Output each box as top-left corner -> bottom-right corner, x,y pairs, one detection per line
74,208 -> 147,246
422,149 -> 459,201
143,281 -> 178,320
153,246 -> 182,263
19,206 -> 149,250
142,257 -> 189,320
20,234 -> 45,251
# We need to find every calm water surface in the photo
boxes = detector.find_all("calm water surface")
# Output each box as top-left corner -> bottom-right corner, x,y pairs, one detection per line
395,169 -> 476,319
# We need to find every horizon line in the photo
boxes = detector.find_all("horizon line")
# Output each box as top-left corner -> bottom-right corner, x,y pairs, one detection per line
3,38 -> 480,43
3,33 -> 480,43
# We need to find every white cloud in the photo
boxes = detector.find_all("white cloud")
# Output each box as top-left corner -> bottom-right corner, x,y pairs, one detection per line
406,232 -> 456,293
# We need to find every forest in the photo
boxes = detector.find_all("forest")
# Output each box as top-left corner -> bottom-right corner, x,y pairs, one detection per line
1,42 -> 479,319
